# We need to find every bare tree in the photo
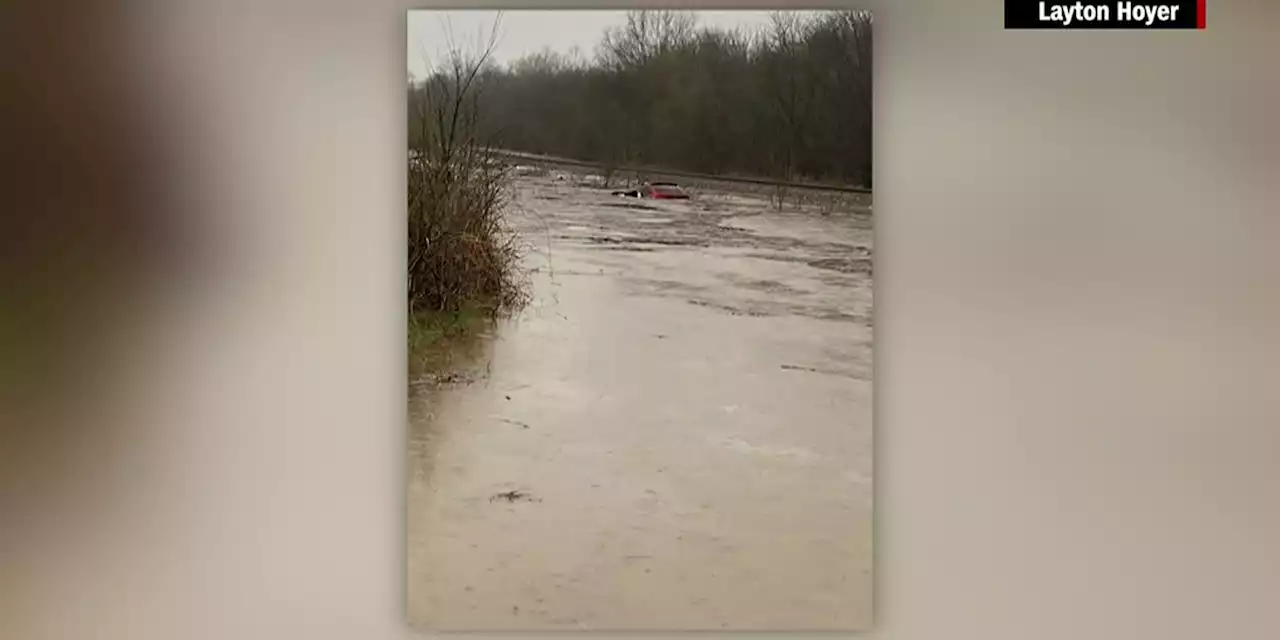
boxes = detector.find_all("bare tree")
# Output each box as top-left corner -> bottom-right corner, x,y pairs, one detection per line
597,10 -> 697,70
759,12 -> 826,205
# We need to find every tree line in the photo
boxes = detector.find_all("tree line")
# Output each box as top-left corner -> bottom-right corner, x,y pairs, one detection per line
410,10 -> 872,188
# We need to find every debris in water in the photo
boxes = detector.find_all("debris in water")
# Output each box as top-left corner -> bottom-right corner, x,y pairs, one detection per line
604,200 -> 660,211
490,489 -> 540,503
410,370 -> 478,387
496,417 -> 530,429
779,363 -> 855,378
780,364 -> 821,373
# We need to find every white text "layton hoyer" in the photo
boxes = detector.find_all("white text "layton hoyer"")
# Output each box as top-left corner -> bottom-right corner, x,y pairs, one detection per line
1039,2 -> 1182,26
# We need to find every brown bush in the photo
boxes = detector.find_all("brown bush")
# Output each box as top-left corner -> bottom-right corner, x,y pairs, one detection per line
408,34 -> 528,318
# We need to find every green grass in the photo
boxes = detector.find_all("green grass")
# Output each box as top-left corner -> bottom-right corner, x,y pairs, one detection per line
408,306 -> 490,353
408,306 -> 499,381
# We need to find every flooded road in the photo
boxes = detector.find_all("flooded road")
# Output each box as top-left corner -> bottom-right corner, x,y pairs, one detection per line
407,174 -> 873,631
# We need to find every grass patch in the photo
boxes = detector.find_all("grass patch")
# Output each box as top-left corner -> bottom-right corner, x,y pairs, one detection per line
407,304 -> 501,380
408,306 -> 488,354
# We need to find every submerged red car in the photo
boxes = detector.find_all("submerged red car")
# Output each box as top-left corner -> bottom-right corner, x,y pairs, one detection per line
611,182 -> 691,200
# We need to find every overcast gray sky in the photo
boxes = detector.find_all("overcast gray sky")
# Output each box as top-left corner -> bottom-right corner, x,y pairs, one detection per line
407,10 -> 783,78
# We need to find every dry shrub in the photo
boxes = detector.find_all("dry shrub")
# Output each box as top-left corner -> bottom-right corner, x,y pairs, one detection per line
408,34 -> 528,318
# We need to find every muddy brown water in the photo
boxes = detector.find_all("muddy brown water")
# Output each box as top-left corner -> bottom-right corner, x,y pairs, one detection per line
407,176 -> 873,631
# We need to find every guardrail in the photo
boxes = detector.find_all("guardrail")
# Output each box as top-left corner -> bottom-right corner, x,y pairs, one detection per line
488,148 -> 872,195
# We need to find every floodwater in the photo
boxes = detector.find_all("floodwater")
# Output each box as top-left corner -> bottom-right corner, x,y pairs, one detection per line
407,174 -> 873,631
